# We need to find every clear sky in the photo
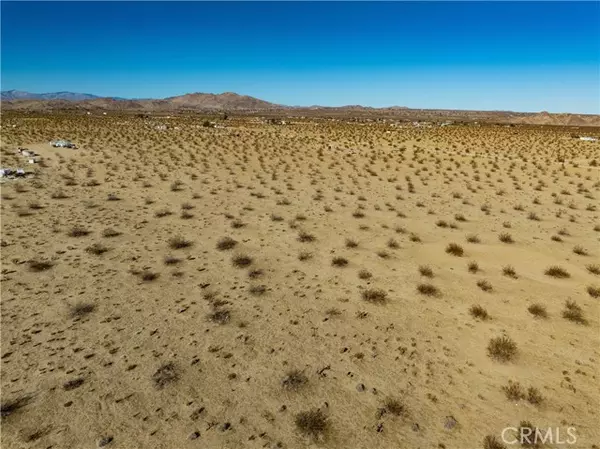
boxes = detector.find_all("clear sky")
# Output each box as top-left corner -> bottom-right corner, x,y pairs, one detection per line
1,1 -> 599,113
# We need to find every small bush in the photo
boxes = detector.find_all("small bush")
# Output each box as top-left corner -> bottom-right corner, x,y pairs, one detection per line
587,285 -> 600,298
419,265 -> 433,277
345,238 -> 358,248
216,237 -> 237,251
469,305 -> 489,320
562,301 -> 586,324
487,335 -> 517,362
573,245 -> 588,256
544,266 -> 570,278
502,381 -> 524,401
168,236 -> 192,249
468,261 -> 480,273
208,309 -> 231,325
70,302 -> 95,318
358,269 -> 372,280
68,226 -> 90,237
28,260 -> 54,272
382,398 -> 406,416
527,303 -> 548,318
502,266 -> 517,278
387,238 -> 400,249
297,231 -> 316,242
85,243 -> 109,255
586,264 -> 600,275
232,254 -> 253,268
446,243 -> 464,256
483,435 -> 506,449
417,283 -> 441,297
295,409 -> 328,440
466,234 -> 480,243
498,233 -> 514,243
298,251 -> 312,261
361,288 -> 388,304
332,257 -> 349,267
477,279 -> 493,292
102,228 -> 121,238
282,369 -> 308,391
152,362 -> 179,389
527,387 -> 544,405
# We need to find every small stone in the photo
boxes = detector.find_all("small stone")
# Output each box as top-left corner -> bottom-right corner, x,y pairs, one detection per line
97,436 -> 113,447
376,422 -> 384,433
356,383 -> 365,392
220,422 -> 231,431
188,431 -> 200,440
444,415 -> 458,429
412,423 -> 420,432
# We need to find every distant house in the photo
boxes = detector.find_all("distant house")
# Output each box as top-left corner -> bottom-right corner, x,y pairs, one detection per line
50,139 -> 76,148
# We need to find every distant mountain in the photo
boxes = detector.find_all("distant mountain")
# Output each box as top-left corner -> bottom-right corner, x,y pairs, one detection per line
1,90 -> 101,101
2,90 -> 598,126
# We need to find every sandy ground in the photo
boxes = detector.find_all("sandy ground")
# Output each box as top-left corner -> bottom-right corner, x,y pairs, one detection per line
1,115 -> 599,449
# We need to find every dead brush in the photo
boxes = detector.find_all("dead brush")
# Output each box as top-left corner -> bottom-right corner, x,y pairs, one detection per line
168,236 -> 192,249
208,309 -> 231,324
587,285 -> 600,298
562,300 -> 586,324
331,257 -> 349,267
28,259 -> 54,272
85,243 -> 109,255
487,335 -> 517,362
69,302 -> 95,319
281,369 -> 308,391
544,265 -> 570,278
152,362 -> 179,389
216,237 -> 237,251
417,283 -> 441,297
469,305 -> 489,320
297,231 -> 316,242
361,288 -> 388,304
445,243 -> 464,256
502,381 -> 525,401
295,409 -> 329,440
68,226 -> 90,237
527,303 -> 548,318
232,254 -> 253,268
419,265 -> 434,277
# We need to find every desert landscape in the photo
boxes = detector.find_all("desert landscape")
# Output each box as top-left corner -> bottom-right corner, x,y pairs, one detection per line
0,110 -> 599,449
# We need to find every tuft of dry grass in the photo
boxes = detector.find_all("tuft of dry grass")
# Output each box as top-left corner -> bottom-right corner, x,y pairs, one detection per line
232,254 -> 253,268
562,300 -> 586,324
216,237 -> 237,251
297,231 -> 316,242
502,265 -> 517,278
445,243 -> 464,256
498,232 -> 514,243
477,279 -> 493,292
419,265 -> 433,277
544,265 -> 570,278
70,302 -> 95,318
28,259 -> 54,272
168,236 -> 192,249
85,243 -> 109,255
469,305 -> 489,320
527,303 -> 548,318
483,435 -> 506,449
502,381 -> 524,401
295,409 -> 329,440
417,283 -> 441,297
331,256 -> 349,267
152,362 -> 179,389
487,335 -> 517,362
361,288 -> 388,304
281,369 -> 308,391
68,226 -> 90,237
208,309 -> 231,325
587,285 -> 600,298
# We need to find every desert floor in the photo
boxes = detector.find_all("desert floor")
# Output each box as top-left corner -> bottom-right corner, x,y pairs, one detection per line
1,115 -> 599,449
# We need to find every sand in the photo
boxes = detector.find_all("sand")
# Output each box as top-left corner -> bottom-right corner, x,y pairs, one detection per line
1,115 -> 599,449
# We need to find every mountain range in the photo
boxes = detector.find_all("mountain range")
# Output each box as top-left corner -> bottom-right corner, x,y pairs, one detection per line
2,90 -> 599,127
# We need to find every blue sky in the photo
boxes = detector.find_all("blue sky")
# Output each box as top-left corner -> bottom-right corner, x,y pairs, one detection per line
1,1 -> 599,113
